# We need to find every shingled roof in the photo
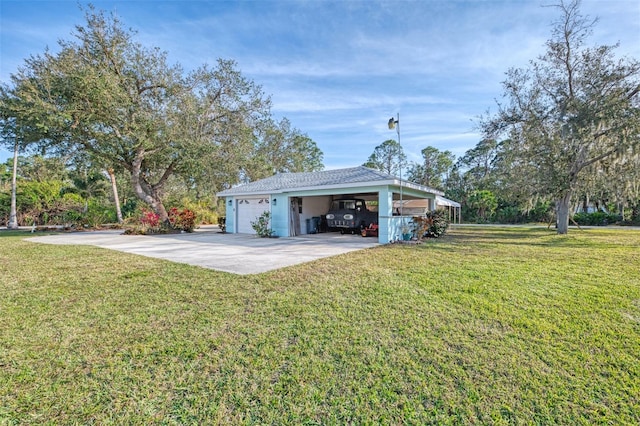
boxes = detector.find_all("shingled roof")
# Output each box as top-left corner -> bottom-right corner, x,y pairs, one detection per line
217,166 -> 443,196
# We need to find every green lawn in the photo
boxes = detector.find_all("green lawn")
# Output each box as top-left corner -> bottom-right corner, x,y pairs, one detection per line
1,226 -> 639,424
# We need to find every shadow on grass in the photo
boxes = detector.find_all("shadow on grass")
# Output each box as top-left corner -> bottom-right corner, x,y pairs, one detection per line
447,227 -> 552,242
438,226 -> 639,249
0,229 -> 37,238
0,229 -> 67,239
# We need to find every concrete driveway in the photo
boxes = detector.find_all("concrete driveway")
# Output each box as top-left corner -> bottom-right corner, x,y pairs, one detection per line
27,227 -> 380,275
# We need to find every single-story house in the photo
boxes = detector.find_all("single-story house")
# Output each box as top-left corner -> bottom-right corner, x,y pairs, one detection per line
216,166 -> 450,244
393,196 -> 462,224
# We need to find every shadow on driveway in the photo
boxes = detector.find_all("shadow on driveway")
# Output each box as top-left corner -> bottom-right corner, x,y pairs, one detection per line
27,227 -> 380,274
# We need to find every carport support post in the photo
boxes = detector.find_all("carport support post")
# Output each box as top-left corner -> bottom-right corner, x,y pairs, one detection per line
271,195 -> 288,237
378,188 -> 394,244
224,197 -> 236,233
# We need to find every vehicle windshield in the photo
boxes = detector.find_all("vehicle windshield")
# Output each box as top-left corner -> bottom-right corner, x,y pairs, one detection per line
330,200 -> 356,210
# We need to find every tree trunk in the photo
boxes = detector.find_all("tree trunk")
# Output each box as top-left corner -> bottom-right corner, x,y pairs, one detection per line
130,175 -> 169,222
631,202 -> 640,222
7,140 -> 19,229
131,179 -> 168,222
556,191 -> 573,235
130,153 -> 170,222
150,196 -> 168,222
107,168 -> 123,224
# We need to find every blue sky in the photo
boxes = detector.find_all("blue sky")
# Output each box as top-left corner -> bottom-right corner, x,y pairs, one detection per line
1,0 -> 639,170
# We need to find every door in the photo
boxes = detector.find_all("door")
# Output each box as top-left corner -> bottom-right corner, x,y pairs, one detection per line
289,197 -> 301,236
236,197 -> 270,234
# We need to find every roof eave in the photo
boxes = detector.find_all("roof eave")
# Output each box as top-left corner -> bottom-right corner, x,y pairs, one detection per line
217,179 -> 443,197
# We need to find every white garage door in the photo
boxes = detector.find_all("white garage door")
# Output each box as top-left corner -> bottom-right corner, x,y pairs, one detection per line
236,197 -> 271,234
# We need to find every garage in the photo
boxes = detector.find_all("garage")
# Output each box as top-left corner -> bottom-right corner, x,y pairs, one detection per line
235,196 -> 270,234
217,166 -> 448,244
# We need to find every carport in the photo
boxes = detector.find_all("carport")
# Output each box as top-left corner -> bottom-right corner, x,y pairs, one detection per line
394,196 -> 462,224
217,166 -> 445,244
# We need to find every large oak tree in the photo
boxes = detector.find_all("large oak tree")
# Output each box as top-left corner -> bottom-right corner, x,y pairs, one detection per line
481,0 -> 640,234
0,6 -> 322,222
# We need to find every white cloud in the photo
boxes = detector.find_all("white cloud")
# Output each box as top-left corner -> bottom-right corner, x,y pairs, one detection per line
1,0 -> 638,169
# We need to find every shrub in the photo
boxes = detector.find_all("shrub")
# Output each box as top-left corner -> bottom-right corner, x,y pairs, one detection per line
182,199 -> 217,224
125,206 -> 196,235
164,196 -> 218,224
140,210 -> 162,233
526,200 -> 553,223
125,209 -> 163,235
467,190 -> 498,222
412,209 -> 450,239
168,207 -> 196,232
84,199 -> 117,228
495,205 -> 521,224
251,211 -> 275,238
573,211 -> 621,226
61,209 -> 84,226
425,209 -> 450,237
121,198 -> 138,219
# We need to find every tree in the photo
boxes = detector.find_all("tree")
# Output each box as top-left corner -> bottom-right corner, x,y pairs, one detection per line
245,117 -> 323,182
0,154 -> 81,226
15,156 -> 67,182
456,139 -> 499,189
0,115 -> 37,229
1,6 -> 318,222
481,0 -> 640,234
574,147 -> 640,220
8,136 -> 19,229
467,190 -> 498,222
609,150 -> 640,221
106,167 -> 124,224
406,146 -> 454,190
65,161 -> 110,213
362,139 -> 406,176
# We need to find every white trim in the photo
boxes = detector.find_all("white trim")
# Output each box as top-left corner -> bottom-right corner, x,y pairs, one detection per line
435,195 -> 461,207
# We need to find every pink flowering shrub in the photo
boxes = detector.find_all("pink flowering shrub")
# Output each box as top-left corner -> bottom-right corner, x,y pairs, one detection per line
168,207 -> 196,232
138,210 -> 161,233
124,207 -> 196,235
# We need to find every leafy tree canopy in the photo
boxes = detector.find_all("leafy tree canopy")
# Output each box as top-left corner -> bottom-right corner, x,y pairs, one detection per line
406,146 -> 454,190
0,5 -> 323,221
362,139 -> 406,176
480,0 -> 640,233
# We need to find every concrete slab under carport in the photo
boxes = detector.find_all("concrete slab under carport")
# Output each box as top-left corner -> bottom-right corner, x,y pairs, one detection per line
27,226 -> 380,275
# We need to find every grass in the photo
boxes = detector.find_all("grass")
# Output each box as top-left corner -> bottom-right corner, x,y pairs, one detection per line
1,226 -> 639,424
